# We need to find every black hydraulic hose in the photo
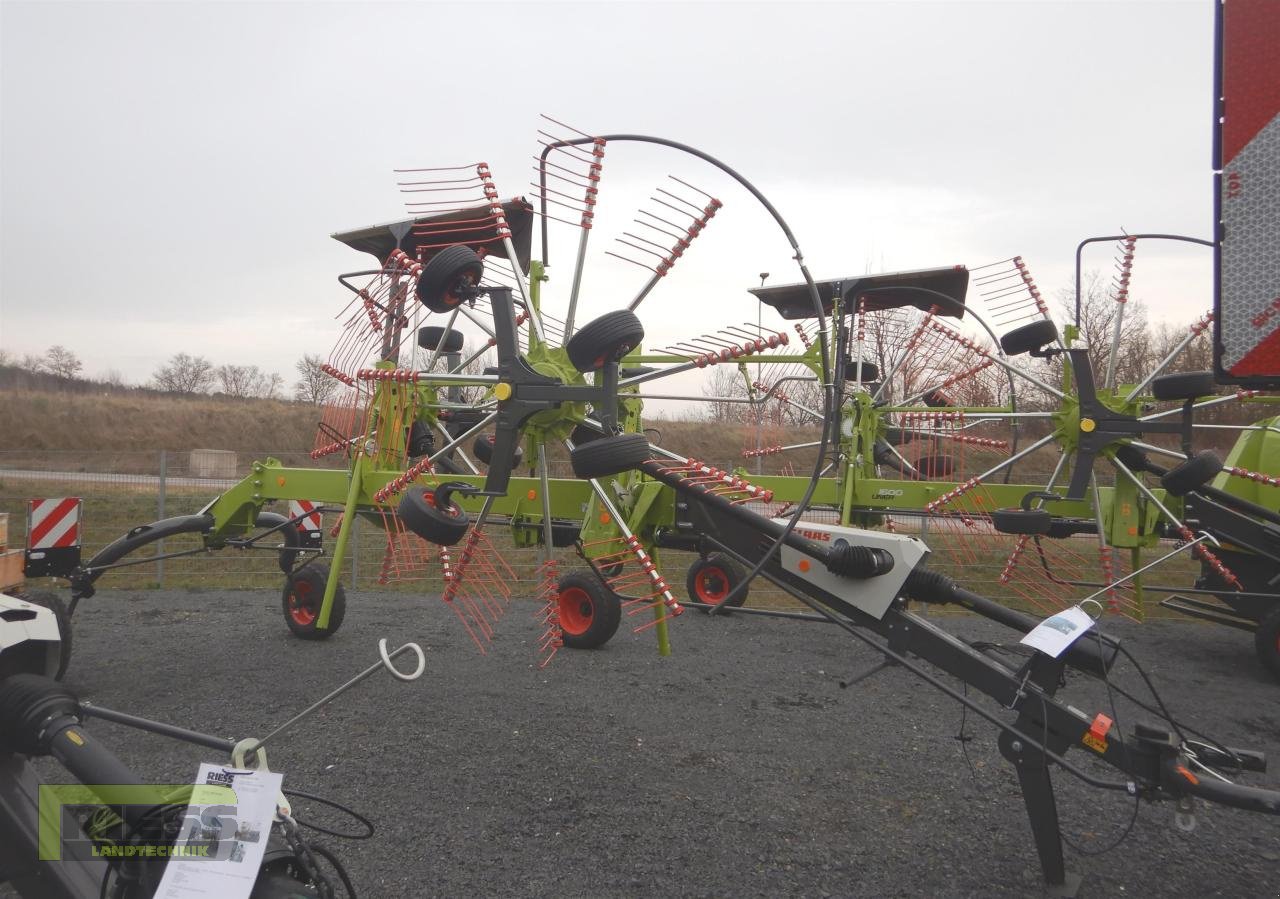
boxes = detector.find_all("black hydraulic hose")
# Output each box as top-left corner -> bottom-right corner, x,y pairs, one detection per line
0,675 -> 149,827
538,134 -> 832,611
903,571 -> 1120,678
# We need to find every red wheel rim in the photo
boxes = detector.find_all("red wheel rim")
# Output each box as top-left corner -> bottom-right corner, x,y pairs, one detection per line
421,491 -> 463,518
694,567 -> 730,603
287,579 -> 317,626
558,587 -> 594,636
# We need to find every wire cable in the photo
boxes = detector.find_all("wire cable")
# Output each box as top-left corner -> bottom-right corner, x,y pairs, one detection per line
283,789 -> 375,840
535,132 -> 833,614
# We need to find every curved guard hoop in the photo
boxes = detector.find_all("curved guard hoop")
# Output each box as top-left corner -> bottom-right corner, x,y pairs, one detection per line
378,638 -> 426,681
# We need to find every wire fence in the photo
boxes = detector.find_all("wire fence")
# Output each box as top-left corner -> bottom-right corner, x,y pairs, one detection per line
0,450 -> 670,607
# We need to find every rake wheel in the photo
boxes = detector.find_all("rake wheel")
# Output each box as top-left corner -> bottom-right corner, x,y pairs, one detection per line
686,553 -> 748,611
282,561 -> 347,640
416,245 -> 484,313
555,571 -> 622,649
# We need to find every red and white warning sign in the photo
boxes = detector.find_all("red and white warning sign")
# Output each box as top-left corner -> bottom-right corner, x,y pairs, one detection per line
25,498 -> 83,578
27,498 -> 82,549
289,500 -> 324,550
289,500 -> 323,533
1215,0 -> 1280,385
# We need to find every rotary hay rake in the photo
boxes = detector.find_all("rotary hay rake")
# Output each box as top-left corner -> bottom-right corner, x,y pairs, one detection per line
26,113 -> 1280,893
42,115 -> 1280,679
696,235 -> 1280,679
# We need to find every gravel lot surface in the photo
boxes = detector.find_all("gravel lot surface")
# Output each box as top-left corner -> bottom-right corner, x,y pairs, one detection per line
21,588 -> 1280,897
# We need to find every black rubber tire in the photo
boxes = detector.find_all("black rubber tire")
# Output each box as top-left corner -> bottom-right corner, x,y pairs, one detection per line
1254,607 -> 1280,682
991,507 -> 1053,535
472,433 -> 523,467
565,310 -> 645,373
570,433 -> 650,480
1111,443 -> 1152,473
555,571 -> 622,650
914,455 -> 955,478
406,420 -> 434,458
571,423 -> 603,446
281,562 -> 346,640
22,591 -> 72,680
595,561 -> 624,579
417,326 -> 464,354
249,870 -> 320,899
884,427 -> 910,446
686,553 -> 748,611
1151,371 -> 1218,401
397,485 -> 470,546
1161,450 -> 1223,497
844,360 -> 880,382
416,245 -> 484,313
1000,319 -> 1059,356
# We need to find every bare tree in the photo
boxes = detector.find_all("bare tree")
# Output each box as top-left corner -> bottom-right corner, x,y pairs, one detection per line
293,354 -> 340,406
153,353 -> 215,393
0,348 -> 13,367
1053,271 -> 1152,388
217,364 -> 284,398
43,345 -> 83,379
702,365 -> 751,422
1150,320 -> 1213,374
454,351 -> 495,405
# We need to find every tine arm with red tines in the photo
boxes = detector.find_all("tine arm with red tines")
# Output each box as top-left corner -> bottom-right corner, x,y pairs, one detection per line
1102,235 -> 1139,388
1125,312 -> 1217,404
871,308 -> 942,403
971,256 -> 1055,332
534,558 -> 563,668
924,433 -> 1060,514
564,440 -> 684,630
650,324 -> 791,369
1109,455 -> 1242,592
597,176 -> 723,314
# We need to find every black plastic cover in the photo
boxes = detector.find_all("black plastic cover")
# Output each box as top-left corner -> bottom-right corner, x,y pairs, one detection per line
332,197 -> 534,273
749,266 -> 969,321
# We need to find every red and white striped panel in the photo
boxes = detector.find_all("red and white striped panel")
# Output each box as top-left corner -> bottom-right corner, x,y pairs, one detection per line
289,500 -> 323,532
1216,0 -> 1280,384
27,498 -> 82,549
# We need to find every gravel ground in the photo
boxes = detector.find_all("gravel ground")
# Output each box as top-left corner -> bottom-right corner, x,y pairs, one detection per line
20,588 -> 1280,897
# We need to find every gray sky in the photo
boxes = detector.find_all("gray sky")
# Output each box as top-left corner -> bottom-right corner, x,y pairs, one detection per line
1,1 -> 1217,395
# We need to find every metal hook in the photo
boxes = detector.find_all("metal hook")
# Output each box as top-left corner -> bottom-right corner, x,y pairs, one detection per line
236,639 -> 427,757
1077,598 -> 1105,621
379,638 -> 425,681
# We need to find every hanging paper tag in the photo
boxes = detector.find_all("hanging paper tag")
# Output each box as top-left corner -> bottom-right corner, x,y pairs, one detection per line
153,763 -> 284,899
1019,605 -> 1096,658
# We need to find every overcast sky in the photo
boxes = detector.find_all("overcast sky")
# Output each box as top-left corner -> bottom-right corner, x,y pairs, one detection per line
1,1 -> 1217,399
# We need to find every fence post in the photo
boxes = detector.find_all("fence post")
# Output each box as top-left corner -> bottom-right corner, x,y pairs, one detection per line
156,450 -> 167,586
